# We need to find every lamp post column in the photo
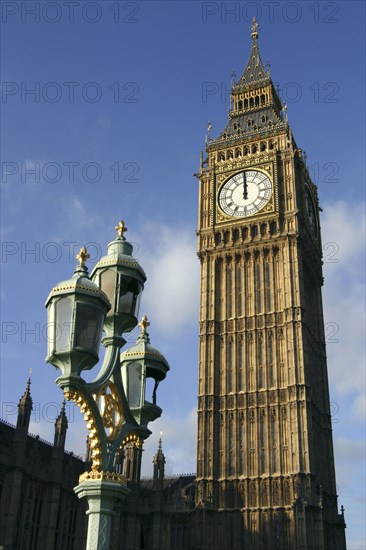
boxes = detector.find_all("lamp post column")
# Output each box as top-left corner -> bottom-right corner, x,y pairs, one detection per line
75,475 -> 130,550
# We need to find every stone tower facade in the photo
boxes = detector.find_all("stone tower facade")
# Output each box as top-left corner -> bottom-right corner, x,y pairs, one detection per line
195,19 -> 346,550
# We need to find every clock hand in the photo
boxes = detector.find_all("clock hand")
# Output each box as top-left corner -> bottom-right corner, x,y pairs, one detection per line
243,173 -> 248,200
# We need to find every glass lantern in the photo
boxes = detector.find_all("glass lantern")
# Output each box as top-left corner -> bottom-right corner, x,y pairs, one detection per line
45,260 -> 110,386
91,231 -> 146,336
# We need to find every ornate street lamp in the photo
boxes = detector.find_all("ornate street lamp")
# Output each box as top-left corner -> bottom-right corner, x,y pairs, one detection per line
45,221 -> 168,550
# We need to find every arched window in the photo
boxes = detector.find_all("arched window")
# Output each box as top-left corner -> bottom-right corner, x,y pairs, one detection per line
251,225 -> 258,238
238,100 -> 243,110
255,95 -> 259,106
249,97 -> 254,107
260,142 -> 266,152
261,94 -> 265,104
235,148 -> 242,158
252,144 -> 257,154
244,99 -> 249,109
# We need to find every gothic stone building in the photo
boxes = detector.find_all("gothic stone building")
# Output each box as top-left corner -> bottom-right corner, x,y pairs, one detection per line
0,382 -> 196,550
1,21 -> 347,550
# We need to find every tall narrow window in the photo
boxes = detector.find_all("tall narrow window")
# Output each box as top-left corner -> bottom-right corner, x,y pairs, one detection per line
237,265 -> 242,316
227,265 -> 233,318
238,337 -> 243,391
258,337 -> 264,389
229,418 -> 233,476
272,413 -> 277,472
269,337 -> 275,387
266,262 -> 272,311
260,414 -> 266,473
228,340 -> 233,393
256,263 -> 262,313
240,420 -> 245,474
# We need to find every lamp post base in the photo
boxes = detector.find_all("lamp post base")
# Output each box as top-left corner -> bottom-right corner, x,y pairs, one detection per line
75,474 -> 130,550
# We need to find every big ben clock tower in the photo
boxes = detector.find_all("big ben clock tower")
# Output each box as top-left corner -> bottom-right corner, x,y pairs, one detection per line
195,19 -> 347,550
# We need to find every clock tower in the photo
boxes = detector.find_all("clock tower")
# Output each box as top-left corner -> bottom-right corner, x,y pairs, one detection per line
195,19 -> 346,550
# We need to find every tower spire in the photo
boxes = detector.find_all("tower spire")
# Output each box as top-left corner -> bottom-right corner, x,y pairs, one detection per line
54,399 -> 68,448
239,17 -> 268,84
16,373 -> 33,430
153,432 -> 165,488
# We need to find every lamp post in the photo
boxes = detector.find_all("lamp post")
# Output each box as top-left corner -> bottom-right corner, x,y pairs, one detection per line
45,221 -> 168,550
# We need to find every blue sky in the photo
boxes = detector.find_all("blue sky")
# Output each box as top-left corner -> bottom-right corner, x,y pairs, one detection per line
1,1 -> 365,547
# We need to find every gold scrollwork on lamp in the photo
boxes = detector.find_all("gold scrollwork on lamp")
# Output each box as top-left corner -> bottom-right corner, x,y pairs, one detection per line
64,388 -> 102,470
95,383 -> 124,440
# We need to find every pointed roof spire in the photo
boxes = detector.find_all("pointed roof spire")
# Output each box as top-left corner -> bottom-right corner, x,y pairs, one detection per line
19,370 -> 33,408
54,400 -> 68,448
55,399 -> 68,430
153,431 -> 165,462
239,17 -> 269,84
16,372 -> 33,430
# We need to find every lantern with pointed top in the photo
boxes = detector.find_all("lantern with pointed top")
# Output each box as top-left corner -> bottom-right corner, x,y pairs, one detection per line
91,221 -> 146,336
121,316 -> 170,427
45,247 -> 111,389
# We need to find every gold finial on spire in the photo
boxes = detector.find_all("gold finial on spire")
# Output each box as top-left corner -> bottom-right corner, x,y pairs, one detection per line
138,314 -> 150,335
115,220 -> 128,238
29,368 -> 32,377
76,246 -> 90,267
251,17 -> 259,39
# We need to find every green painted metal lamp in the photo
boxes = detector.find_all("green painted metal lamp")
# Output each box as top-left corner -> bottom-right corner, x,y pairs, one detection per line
45,221 -> 168,550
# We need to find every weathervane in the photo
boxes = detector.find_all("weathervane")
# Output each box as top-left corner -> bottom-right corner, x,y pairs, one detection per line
205,122 -> 212,144
251,17 -> 259,38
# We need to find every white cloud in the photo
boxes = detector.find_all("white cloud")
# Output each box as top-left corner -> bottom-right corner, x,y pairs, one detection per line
321,201 -> 366,418
141,407 -> 197,477
134,221 -> 200,334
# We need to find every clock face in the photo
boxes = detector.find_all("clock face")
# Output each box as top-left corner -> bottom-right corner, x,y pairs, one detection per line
305,187 -> 318,237
219,170 -> 273,218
